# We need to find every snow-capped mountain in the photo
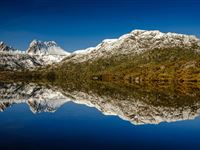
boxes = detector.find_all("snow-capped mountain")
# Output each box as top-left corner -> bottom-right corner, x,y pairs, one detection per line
1,29 -> 200,71
68,30 -> 200,62
0,41 -> 20,53
27,40 -> 70,56
0,53 -> 44,71
0,40 -> 70,71
26,40 -> 71,65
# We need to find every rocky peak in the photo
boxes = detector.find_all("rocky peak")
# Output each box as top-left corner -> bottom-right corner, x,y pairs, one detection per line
0,41 -> 17,53
27,40 -> 70,56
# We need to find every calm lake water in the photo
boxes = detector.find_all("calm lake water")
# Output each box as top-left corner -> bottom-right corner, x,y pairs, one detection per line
0,82 -> 200,150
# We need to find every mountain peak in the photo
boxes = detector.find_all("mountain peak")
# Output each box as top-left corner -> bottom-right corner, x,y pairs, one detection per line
27,40 -> 70,56
0,41 -> 4,45
0,41 -> 17,53
30,39 -> 40,47
70,29 -> 200,63
129,29 -> 199,40
45,41 -> 57,45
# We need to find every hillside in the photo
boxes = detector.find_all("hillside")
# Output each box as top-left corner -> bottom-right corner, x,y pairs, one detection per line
0,40 -> 70,71
1,30 -> 200,84
42,30 -> 200,84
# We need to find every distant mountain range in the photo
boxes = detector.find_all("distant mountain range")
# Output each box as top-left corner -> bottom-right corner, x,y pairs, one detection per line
0,29 -> 200,82
0,41 -> 22,53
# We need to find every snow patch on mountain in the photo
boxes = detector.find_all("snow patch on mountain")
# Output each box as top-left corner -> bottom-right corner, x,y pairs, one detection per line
0,41 -> 21,53
0,40 -> 71,70
26,40 -> 71,65
27,40 -> 70,56
1,29 -> 200,70
69,30 -> 200,63
0,53 -> 44,71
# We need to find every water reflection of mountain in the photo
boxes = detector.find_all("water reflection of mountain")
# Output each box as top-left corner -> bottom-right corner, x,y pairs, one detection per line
0,82 -> 199,125
0,82 -> 69,113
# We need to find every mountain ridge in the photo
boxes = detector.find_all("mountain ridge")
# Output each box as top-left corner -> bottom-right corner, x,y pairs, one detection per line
27,40 -> 70,56
0,29 -> 200,83
64,30 -> 200,63
50,30 -> 199,83
0,40 -> 70,71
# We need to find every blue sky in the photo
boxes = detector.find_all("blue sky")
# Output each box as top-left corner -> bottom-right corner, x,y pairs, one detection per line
0,0 -> 200,52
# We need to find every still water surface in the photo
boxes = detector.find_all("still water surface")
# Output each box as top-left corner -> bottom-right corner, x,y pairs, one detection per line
0,82 -> 200,150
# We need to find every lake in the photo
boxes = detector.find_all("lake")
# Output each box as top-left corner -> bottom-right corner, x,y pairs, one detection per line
0,81 -> 200,150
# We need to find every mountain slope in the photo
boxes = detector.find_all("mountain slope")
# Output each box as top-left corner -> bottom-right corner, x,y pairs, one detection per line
65,30 -> 200,63
0,41 -> 20,53
0,53 -> 44,71
0,40 -> 70,71
1,30 -> 200,82
52,30 -> 200,83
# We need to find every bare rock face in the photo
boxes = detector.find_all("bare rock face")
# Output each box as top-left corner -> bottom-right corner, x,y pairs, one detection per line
27,40 -> 70,56
0,42 -> 17,53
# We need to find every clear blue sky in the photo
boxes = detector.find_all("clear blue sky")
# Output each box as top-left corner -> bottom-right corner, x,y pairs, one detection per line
0,0 -> 200,52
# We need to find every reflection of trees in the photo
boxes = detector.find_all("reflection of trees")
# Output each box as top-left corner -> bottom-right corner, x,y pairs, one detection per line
0,81 -> 199,125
